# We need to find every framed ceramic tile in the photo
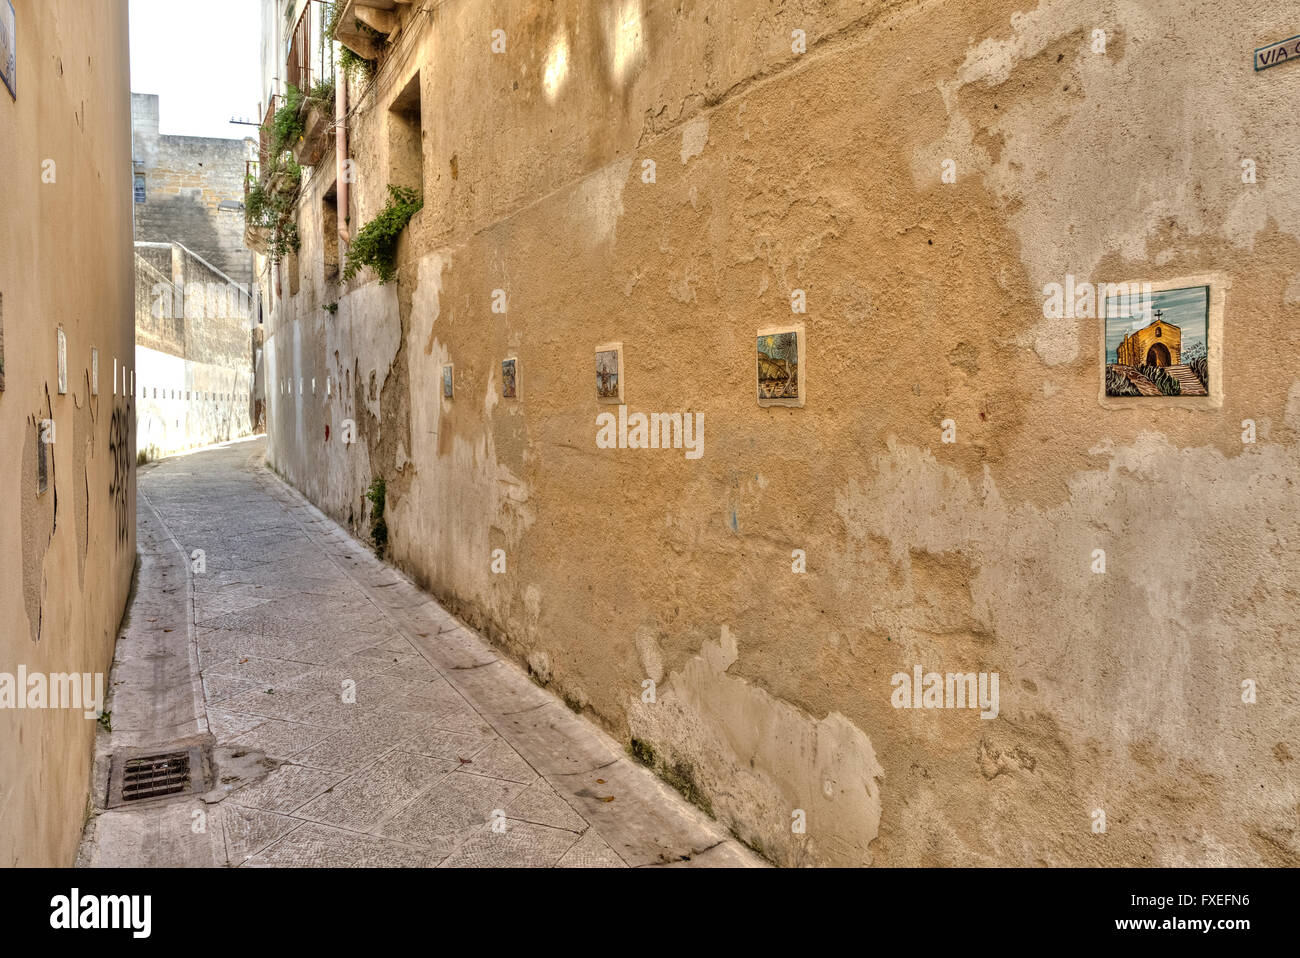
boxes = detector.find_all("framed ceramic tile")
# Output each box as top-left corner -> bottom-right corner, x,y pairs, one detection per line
1100,273 -> 1224,408
757,325 -> 805,407
56,326 -> 67,394
442,363 -> 454,399
501,357 -> 518,399
595,342 -> 624,404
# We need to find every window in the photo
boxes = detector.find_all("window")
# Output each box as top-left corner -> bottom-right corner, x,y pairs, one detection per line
133,173 -> 146,203
388,72 -> 424,195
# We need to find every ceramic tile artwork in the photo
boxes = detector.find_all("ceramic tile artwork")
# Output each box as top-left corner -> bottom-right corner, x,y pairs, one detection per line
57,327 -> 67,394
1104,284 -> 1209,398
756,327 -> 804,406
595,343 -> 623,403
501,358 -> 517,399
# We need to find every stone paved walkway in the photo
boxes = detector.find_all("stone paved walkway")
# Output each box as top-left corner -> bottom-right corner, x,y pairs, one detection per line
77,438 -> 760,868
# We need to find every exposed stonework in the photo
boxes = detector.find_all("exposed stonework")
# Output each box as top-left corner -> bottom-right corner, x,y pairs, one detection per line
131,93 -> 256,290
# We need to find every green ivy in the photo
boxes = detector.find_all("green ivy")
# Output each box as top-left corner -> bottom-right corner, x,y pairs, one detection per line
342,185 -> 423,284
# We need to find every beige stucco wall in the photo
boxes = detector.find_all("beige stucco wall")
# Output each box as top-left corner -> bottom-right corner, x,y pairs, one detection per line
264,0 -> 1300,866
0,0 -> 136,866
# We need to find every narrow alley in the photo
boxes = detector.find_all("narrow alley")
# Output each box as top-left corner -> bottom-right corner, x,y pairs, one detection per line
77,438 -> 758,868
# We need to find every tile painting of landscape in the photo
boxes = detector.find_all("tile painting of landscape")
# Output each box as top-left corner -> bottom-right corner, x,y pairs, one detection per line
1105,285 -> 1209,397
502,358 -> 517,398
596,347 -> 621,401
757,330 -> 800,401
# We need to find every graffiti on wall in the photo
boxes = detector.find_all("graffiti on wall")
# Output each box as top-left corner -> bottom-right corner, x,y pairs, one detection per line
107,405 -> 131,546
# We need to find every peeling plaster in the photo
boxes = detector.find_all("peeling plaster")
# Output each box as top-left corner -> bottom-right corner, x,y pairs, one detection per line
628,626 -> 885,867
923,0 -> 1300,365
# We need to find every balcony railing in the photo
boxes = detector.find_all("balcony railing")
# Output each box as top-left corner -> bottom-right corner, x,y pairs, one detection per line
285,2 -> 313,94
258,94 -> 281,172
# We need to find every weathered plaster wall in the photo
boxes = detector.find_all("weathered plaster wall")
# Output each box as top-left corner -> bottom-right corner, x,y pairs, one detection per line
263,0 -> 1300,865
0,0 -> 137,866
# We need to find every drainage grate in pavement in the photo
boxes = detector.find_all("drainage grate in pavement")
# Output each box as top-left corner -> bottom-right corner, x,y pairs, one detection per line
107,747 -> 206,808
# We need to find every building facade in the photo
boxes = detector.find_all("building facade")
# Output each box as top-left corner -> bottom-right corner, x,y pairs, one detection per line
1115,318 -> 1181,368
134,242 -> 257,460
130,92 -> 261,459
0,0 -> 137,866
131,92 -> 257,290
257,0 -> 1300,866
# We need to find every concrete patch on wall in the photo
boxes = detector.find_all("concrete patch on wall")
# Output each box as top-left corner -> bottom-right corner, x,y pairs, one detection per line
21,408 -> 57,645
394,249 -> 536,637
627,624 -> 885,866
569,154 -> 634,249
832,424 -> 1300,862
337,281 -> 403,424
680,114 -> 709,164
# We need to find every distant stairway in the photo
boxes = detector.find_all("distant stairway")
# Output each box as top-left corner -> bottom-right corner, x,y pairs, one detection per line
1166,364 -> 1208,396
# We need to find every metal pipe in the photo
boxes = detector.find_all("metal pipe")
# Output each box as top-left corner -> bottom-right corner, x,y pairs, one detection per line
335,56 -> 349,247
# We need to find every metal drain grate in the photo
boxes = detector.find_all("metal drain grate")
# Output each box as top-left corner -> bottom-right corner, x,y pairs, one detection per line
107,747 -> 206,808
122,753 -> 190,801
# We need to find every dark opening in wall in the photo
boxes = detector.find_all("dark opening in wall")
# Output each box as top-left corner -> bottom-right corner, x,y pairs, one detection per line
322,184 -> 340,281
388,72 -> 424,195
37,423 -> 48,496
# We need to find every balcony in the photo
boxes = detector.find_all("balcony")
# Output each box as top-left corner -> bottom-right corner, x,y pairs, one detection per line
332,0 -> 413,60
292,91 -> 332,168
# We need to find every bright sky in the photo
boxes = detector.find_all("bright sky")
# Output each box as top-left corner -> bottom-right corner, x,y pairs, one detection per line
129,0 -> 262,140
1105,285 -> 1209,361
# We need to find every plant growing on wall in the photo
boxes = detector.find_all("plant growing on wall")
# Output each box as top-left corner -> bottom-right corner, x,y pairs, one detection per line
271,84 -> 307,155
325,1 -> 377,80
308,75 -> 336,113
366,477 -> 388,558
245,157 -> 302,264
342,185 -> 423,284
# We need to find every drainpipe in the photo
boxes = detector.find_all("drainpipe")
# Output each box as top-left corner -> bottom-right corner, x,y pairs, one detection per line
335,58 -> 349,248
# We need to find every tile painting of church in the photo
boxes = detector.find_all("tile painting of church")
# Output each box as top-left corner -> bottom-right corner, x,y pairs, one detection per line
1105,284 -> 1209,397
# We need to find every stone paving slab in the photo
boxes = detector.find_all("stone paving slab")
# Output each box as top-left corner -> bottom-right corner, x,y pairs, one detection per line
77,438 -> 764,869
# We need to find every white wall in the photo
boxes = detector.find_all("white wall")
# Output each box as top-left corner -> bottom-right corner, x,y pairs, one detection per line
136,344 -> 254,459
